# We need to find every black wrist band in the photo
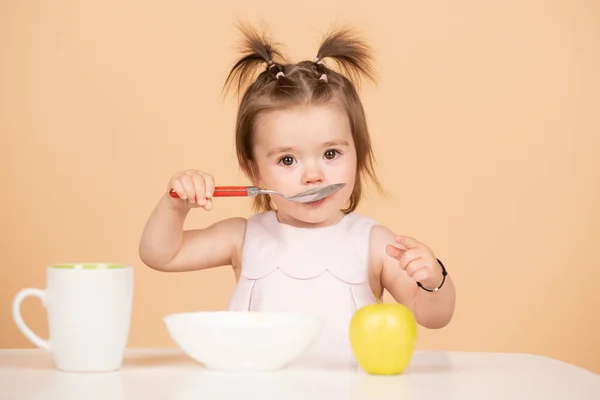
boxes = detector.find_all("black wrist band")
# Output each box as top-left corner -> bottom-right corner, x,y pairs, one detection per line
417,258 -> 448,292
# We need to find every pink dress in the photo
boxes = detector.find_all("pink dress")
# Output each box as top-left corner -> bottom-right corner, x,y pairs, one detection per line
227,210 -> 379,368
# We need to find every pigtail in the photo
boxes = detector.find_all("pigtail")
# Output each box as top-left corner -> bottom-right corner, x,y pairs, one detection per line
314,27 -> 376,87
223,24 -> 285,96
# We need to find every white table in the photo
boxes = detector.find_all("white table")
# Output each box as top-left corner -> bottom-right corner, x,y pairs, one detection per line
1,348 -> 598,399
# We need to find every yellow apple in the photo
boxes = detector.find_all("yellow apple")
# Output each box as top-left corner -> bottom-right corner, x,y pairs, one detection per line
349,302 -> 417,375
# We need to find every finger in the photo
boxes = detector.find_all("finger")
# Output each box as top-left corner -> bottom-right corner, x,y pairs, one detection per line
179,174 -> 196,203
171,179 -> 187,200
398,248 -> 422,270
203,174 -> 215,198
412,268 -> 430,283
202,198 -> 213,212
405,258 -> 428,277
385,244 -> 406,261
191,173 -> 206,206
396,235 -> 421,250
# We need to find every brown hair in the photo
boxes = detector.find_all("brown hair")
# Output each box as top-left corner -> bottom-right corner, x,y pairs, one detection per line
224,24 -> 382,213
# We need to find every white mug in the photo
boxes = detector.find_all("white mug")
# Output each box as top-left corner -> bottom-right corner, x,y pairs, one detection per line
12,263 -> 134,372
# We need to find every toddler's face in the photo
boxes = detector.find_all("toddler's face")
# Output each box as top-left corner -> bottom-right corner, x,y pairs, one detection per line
251,105 -> 357,227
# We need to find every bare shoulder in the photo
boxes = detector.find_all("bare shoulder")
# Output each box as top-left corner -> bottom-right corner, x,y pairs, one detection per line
369,224 -> 398,263
197,216 -> 247,260
370,224 -> 397,245
367,224 -> 398,296
368,223 -> 417,307
368,224 -> 399,270
215,216 -> 247,268
212,216 -> 247,235
188,216 -> 247,243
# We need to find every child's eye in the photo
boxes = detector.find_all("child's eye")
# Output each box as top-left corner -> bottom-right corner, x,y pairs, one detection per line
278,156 -> 296,166
324,149 -> 340,160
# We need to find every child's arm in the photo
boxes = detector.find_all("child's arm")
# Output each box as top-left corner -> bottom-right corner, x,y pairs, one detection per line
138,170 -> 246,272
371,225 -> 456,329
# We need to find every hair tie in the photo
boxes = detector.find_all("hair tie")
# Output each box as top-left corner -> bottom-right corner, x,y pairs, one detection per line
276,71 -> 284,79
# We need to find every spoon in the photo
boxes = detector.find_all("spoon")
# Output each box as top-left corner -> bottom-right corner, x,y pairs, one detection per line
168,183 -> 345,203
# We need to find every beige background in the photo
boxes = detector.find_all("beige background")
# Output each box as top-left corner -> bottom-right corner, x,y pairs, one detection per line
2,1 -> 599,374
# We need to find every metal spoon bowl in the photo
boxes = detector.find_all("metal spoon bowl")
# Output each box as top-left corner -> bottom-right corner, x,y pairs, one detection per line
253,183 -> 346,203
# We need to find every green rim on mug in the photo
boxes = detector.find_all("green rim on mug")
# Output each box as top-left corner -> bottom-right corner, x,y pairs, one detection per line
51,264 -> 129,270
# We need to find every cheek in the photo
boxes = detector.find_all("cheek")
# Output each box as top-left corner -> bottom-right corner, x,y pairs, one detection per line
334,154 -> 357,180
256,163 -> 295,187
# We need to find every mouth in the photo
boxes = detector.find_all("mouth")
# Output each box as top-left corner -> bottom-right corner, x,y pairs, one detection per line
305,197 -> 327,207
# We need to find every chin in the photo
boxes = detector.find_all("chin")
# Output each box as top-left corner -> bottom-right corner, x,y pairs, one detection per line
277,196 -> 349,227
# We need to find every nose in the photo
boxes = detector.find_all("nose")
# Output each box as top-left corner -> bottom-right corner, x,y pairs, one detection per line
301,162 -> 324,186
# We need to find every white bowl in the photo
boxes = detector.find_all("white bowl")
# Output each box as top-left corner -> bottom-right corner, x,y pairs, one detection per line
163,311 -> 323,372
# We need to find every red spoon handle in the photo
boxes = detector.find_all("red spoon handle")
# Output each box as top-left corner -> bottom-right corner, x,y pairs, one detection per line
169,186 -> 249,199
212,186 -> 250,197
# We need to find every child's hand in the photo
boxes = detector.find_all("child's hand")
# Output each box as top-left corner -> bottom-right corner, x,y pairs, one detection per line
167,170 -> 215,211
385,235 -> 443,288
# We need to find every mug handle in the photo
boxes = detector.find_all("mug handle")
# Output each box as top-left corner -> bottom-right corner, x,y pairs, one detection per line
12,288 -> 50,351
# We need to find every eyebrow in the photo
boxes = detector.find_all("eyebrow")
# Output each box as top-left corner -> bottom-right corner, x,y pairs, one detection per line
266,140 -> 350,158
